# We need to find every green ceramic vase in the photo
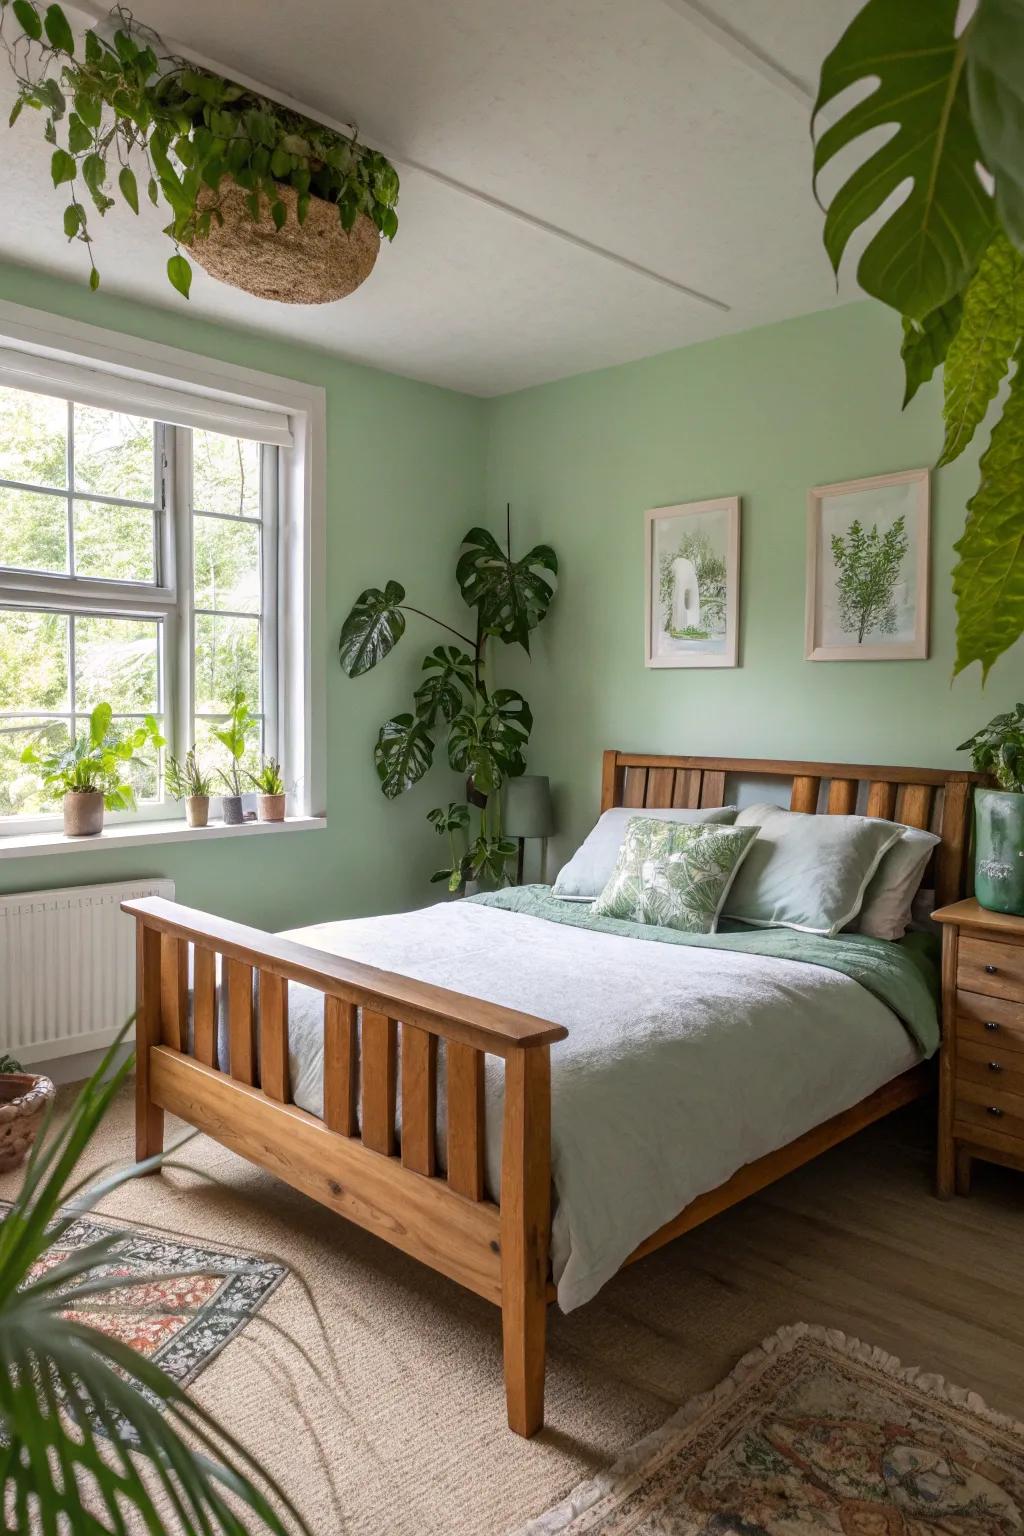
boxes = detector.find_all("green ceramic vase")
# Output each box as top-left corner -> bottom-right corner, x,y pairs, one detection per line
974,787 -> 1024,916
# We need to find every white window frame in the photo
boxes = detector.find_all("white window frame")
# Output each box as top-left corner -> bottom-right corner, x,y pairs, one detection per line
0,299 -> 325,854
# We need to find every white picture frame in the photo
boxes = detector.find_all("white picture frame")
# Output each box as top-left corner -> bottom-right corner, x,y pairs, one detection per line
805,469 -> 930,663
644,497 -> 740,669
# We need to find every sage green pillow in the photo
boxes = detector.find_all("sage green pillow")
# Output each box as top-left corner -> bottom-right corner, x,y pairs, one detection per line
725,803 -> 904,937
592,817 -> 758,934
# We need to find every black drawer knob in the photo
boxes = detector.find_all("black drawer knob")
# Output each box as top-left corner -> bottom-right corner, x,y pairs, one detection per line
987,1105 -> 1004,1117
985,964 -> 999,975
985,1020 -> 1000,1031
988,1061 -> 1003,1073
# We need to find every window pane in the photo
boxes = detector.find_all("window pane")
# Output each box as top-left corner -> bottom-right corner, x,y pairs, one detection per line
0,486 -> 68,574
193,514 -> 260,613
74,615 -> 159,713
193,614 -> 260,712
73,500 -> 155,583
0,716 -> 69,816
193,714 -> 264,784
0,386 -> 67,488
0,609 -> 69,710
73,405 -> 155,503
192,431 -> 260,518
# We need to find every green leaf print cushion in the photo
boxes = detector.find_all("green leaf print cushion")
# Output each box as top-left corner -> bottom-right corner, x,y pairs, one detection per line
592,817 -> 758,934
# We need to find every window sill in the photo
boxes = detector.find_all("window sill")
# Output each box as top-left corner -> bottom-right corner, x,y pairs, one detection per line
0,815 -> 327,860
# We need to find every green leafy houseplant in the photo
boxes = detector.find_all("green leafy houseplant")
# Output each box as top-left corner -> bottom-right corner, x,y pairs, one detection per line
165,746 -> 214,827
0,1053 -> 22,1074
959,703 -> 1024,916
339,514 -> 558,892
812,0 -> 1024,681
249,758 -> 285,796
20,702 -> 164,833
959,703 -> 1024,793
0,1031 -> 309,1533
0,3 -> 399,299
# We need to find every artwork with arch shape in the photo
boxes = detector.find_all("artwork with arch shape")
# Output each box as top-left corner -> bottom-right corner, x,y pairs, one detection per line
644,496 -> 740,669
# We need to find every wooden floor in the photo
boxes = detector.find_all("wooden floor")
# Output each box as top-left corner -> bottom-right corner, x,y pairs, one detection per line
3,1088 -> 1021,1536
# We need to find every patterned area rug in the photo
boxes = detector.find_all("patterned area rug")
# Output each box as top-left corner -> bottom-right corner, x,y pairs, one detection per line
516,1324 -> 1024,1535
10,1204 -> 287,1390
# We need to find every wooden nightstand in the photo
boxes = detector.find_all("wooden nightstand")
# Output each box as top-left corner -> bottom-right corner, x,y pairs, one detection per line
934,898 -> 1024,1197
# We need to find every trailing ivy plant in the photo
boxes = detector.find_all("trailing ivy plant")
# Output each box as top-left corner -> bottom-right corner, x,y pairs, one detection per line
339,513 -> 557,892
0,3 -> 400,297
812,0 -> 1024,682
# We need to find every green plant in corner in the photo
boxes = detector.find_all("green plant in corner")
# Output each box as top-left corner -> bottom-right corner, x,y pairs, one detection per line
811,0 -> 1024,681
212,686 -> 257,797
0,1028 -> 310,1533
0,3 -> 399,298
20,702 -> 164,811
339,510 -> 557,892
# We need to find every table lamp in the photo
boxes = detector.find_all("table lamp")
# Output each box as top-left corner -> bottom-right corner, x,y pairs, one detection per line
502,774 -> 554,885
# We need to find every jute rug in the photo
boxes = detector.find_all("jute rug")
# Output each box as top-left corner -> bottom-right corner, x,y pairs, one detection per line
514,1323 -> 1024,1535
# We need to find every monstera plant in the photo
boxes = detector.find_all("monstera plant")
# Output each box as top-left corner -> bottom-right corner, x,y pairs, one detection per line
812,0 -> 1024,682
339,514 -> 557,891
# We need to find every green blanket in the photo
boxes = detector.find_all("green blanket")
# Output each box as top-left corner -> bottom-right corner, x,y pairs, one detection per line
469,885 -> 940,1057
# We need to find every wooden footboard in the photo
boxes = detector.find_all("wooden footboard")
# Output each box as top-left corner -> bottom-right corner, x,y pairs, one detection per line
124,896 -> 567,1437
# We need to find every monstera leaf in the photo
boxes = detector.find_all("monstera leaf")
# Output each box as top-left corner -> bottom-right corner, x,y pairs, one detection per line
447,689 -> 533,794
468,835 -> 518,884
940,233 -> 1024,464
968,0 -> 1024,251
901,296 -> 963,406
456,527 -> 557,653
373,713 -> 434,798
953,359 -> 1024,680
813,0 -> 995,321
339,581 -> 406,676
414,646 -> 475,725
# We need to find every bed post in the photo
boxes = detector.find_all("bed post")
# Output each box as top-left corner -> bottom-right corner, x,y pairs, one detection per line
134,917 -> 164,1165
500,1043 -> 552,1437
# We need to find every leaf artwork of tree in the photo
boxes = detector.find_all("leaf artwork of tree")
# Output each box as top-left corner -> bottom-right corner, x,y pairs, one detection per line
829,514 -> 909,645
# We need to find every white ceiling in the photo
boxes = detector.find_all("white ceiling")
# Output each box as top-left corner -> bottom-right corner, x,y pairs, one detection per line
0,0 -> 864,396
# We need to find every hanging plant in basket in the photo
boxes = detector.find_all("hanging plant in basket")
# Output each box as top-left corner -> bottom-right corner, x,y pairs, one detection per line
0,3 -> 400,303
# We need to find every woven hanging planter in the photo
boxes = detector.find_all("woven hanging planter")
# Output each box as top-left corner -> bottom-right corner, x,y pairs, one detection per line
183,181 -> 380,305
0,1072 -> 55,1172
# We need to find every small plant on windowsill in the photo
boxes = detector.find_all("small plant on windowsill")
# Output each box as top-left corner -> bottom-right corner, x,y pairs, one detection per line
20,702 -> 164,837
249,757 -> 286,823
166,746 -> 215,829
212,687 -> 258,825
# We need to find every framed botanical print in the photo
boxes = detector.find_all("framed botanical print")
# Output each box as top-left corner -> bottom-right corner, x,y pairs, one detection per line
805,468 -> 930,662
644,496 -> 740,668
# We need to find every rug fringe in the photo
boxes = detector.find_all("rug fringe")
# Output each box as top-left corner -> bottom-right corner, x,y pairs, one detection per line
507,1321 -> 1024,1536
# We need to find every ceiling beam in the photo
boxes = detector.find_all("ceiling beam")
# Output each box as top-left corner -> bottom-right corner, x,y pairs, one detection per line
658,0 -> 816,107
69,0 -> 731,314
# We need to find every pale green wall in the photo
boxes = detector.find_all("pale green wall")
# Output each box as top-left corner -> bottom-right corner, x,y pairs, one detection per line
483,301 -> 1023,874
0,261 -> 486,927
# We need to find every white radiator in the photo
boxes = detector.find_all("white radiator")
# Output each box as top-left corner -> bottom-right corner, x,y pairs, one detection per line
0,879 -> 175,1065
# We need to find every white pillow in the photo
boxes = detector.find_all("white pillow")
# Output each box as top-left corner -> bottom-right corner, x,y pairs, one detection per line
552,805 -> 738,902
851,826 -> 941,941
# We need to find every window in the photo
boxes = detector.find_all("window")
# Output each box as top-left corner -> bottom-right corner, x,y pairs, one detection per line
0,384 -> 281,827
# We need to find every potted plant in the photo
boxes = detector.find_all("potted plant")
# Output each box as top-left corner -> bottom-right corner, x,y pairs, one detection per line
959,704 -> 1024,916
250,757 -> 287,822
0,6 -> 399,304
21,703 -> 164,836
166,747 -> 215,828
0,1051 -> 55,1173
213,687 -> 258,825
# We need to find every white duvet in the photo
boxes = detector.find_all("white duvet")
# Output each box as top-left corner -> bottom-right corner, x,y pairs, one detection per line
272,899 -> 920,1311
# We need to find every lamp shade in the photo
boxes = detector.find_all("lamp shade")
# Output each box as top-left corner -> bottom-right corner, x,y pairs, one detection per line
502,774 -> 554,838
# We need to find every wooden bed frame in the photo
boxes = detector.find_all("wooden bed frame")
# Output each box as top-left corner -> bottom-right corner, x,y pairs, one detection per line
126,750 -> 977,1437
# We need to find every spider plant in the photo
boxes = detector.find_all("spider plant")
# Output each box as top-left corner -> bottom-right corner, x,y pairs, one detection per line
165,748 -> 215,801
0,1030 -> 310,1534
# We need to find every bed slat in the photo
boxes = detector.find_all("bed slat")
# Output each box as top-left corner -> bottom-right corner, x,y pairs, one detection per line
865,780 -> 898,820
645,767 -> 675,808
447,1041 -> 485,1201
226,959 -> 255,1086
827,778 -> 857,815
672,768 -> 702,808
623,767 -> 648,807
936,780 -> 970,907
401,1024 -> 437,1176
260,972 -> 290,1103
898,783 -> 933,830
790,775 -> 820,813
159,934 -> 188,1052
361,1010 -> 398,1156
323,997 -> 357,1136
699,770 -> 726,808
193,946 -> 217,1068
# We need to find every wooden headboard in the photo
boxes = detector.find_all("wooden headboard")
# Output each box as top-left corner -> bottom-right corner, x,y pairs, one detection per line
601,750 -> 981,908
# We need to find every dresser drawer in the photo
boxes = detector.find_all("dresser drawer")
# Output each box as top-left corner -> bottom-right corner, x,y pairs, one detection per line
957,936 -> 1024,1003
957,1039 -> 1024,1098
956,990 -> 1024,1055
955,1077 -> 1024,1142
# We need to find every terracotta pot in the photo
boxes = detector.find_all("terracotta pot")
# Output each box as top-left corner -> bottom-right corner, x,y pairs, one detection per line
221,794 -> 244,826
257,793 -> 286,823
64,790 -> 103,836
185,795 -> 210,829
0,1072 -> 56,1172
183,181 -> 380,305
